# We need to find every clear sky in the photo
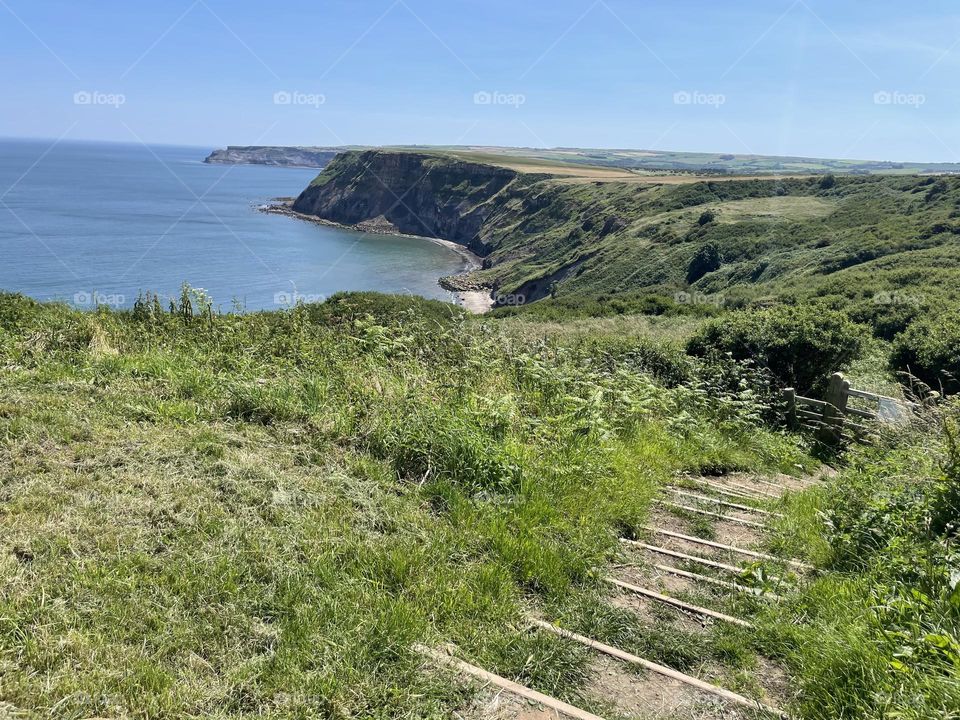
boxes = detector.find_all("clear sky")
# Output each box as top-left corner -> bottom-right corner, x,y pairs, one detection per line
2,0 -> 958,161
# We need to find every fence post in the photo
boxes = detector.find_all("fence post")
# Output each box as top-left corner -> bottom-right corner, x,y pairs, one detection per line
817,372 -> 850,445
783,388 -> 798,430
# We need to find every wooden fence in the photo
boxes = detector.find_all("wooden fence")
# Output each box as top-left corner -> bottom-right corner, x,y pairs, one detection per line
783,372 -> 919,444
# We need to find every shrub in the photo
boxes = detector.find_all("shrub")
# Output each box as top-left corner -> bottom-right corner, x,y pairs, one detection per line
891,310 -> 960,393
686,242 -> 723,283
686,305 -> 864,393
305,291 -> 464,328
697,210 -> 716,226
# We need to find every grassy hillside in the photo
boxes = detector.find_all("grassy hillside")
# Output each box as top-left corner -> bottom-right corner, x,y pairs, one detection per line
0,291 -> 805,718
2,291 -> 959,718
472,173 -> 960,321
295,151 -> 960,352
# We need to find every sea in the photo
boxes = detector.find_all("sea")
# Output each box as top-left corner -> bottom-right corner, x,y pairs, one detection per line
0,139 -> 471,311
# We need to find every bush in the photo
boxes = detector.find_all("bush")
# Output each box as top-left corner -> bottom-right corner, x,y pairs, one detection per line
686,242 -> 723,283
305,291 -> 464,328
686,305 -> 864,393
891,310 -> 960,393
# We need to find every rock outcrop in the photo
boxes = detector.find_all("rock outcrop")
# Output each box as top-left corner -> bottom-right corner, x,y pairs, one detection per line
292,150 -> 518,257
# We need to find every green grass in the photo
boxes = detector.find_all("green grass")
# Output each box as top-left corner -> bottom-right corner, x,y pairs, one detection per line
0,292 -> 808,718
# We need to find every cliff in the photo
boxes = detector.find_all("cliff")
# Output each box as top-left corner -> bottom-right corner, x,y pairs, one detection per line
292,150 -> 519,256
204,146 -> 342,168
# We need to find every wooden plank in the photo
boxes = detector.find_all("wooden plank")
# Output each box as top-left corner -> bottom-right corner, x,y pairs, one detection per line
667,489 -> 783,518
717,479 -> 781,499
692,480 -> 766,502
656,501 -> 767,530
845,407 -> 877,420
624,539 -> 748,575
642,526 -> 813,571
797,408 -> 824,421
795,396 -> 826,409
530,620 -> 785,717
605,577 -> 754,628
416,645 -> 608,720
655,564 -> 782,601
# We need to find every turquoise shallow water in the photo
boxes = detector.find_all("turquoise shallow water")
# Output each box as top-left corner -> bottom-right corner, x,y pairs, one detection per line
0,139 -> 468,310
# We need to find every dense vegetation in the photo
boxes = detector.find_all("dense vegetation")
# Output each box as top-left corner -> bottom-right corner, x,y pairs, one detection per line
2,287 -> 957,719
0,291 -> 804,718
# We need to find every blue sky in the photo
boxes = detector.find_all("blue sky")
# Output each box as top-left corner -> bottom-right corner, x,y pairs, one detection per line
2,0 -> 959,161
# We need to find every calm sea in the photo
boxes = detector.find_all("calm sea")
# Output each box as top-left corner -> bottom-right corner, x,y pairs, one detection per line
0,139 -> 469,311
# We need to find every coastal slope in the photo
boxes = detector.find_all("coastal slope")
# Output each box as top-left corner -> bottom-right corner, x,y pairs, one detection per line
290,149 -> 960,317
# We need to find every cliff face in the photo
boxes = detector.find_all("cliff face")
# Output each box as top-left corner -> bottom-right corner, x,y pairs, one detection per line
292,151 -> 518,256
205,146 -> 341,168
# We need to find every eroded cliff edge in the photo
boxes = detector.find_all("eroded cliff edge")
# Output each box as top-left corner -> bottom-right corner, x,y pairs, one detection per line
288,149 -> 619,305
292,150 -> 518,258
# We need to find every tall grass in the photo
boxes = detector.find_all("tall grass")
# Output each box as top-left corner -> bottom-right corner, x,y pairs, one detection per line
0,291 -> 806,718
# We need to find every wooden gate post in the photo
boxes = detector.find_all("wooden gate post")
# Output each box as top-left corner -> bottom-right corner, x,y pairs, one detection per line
783,388 -> 798,429
817,372 -> 850,444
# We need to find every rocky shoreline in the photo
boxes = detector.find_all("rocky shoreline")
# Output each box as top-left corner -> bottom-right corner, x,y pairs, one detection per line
259,201 -> 494,314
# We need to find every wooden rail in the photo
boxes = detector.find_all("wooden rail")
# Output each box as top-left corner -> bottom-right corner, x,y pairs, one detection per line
784,372 -> 918,444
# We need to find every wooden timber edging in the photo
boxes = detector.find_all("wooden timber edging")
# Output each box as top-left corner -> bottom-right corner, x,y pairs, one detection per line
416,644 -> 608,720
655,500 -> 767,529
530,619 -> 786,718
667,488 -> 784,518
642,526 -> 813,571
655,563 -> 783,601
605,576 -> 754,628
